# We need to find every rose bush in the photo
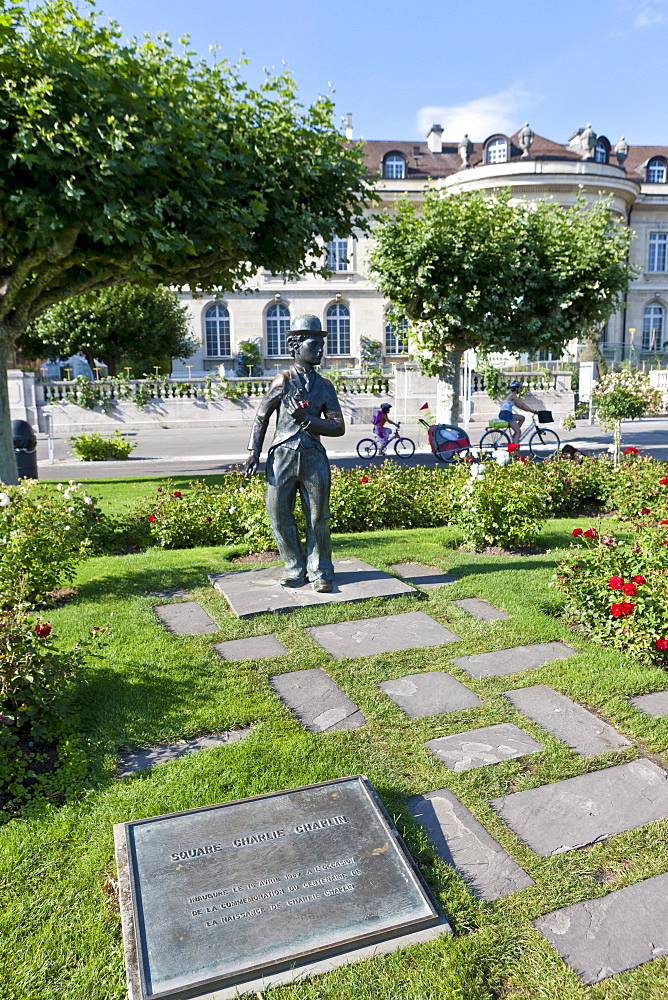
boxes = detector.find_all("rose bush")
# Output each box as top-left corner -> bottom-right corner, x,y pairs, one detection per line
555,513 -> 668,663
455,459 -> 551,550
0,480 -> 101,602
0,603 -> 107,819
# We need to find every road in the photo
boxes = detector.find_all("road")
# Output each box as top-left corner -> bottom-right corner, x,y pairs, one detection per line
33,416 -> 667,480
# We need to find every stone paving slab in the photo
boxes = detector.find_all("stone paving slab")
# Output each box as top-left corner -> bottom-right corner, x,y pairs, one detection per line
503,685 -> 631,756
153,601 -> 220,635
490,759 -> 668,856
452,598 -> 510,622
534,872 -> 668,985
449,641 -> 577,679
426,722 -> 544,772
407,787 -> 534,900
269,667 -> 365,732
307,610 -> 460,660
117,729 -> 252,777
209,557 -> 416,619
378,671 -> 484,718
628,690 -> 668,717
148,587 -> 194,600
213,634 -> 289,661
390,563 -> 456,588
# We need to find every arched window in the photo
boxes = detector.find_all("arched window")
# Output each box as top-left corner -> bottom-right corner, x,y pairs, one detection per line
486,138 -> 507,164
266,303 -> 290,356
385,312 -> 409,354
648,158 -> 666,183
384,154 -> 405,179
325,236 -> 350,272
643,304 -> 664,351
205,303 -> 230,357
326,303 -> 350,355
648,232 -> 667,272
594,139 -> 608,164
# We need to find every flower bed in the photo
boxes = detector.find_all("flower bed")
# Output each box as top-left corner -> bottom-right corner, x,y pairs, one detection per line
555,473 -> 668,662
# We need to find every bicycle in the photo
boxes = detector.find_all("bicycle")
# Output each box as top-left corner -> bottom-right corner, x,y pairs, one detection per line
356,422 -> 415,459
478,413 -> 560,458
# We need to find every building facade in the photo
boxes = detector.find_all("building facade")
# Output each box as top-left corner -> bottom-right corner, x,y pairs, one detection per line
175,123 -> 668,376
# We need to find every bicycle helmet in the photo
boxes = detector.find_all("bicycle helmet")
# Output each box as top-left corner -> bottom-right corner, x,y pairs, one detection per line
509,380 -> 522,390
380,403 -> 392,411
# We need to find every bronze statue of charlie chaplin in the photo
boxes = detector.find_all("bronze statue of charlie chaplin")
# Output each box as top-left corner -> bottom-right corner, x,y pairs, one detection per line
245,314 -> 345,592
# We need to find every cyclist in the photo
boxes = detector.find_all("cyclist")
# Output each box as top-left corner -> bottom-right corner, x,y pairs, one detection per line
498,381 -> 538,443
371,403 -> 398,455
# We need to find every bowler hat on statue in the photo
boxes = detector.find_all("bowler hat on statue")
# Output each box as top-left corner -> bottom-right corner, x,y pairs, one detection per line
289,314 -> 326,335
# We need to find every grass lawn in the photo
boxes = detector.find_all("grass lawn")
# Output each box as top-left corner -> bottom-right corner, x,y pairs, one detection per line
2,517 -> 668,999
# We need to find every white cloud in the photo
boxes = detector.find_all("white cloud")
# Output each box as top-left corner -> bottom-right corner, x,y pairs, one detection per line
415,86 -> 533,142
630,1 -> 666,27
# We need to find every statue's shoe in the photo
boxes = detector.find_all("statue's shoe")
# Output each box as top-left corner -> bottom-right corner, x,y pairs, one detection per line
280,576 -> 306,588
312,580 -> 333,593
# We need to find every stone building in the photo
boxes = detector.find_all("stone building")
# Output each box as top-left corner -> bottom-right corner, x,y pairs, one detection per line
175,123 -> 668,376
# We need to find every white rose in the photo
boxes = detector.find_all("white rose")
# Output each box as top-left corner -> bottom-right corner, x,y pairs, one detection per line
0,493 -> 10,507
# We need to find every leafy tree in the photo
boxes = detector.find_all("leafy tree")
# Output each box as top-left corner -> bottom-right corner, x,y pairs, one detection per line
0,1 -> 371,482
369,189 -> 635,423
19,285 -> 195,375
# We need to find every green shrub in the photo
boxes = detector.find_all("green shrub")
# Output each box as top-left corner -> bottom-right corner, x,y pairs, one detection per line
0,603 -> 106,820
598,454 -> 668,520
455,458 -> 552,550
554,516 -> 668,663
0,481 -> 99,602
68,430 -> 136,461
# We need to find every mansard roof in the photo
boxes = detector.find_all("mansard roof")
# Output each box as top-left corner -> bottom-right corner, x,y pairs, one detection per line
359,132 -> 668,183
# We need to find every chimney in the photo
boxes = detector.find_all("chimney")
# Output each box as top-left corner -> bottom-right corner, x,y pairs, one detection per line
427,123 -> 443,153
343,113 -> 353,141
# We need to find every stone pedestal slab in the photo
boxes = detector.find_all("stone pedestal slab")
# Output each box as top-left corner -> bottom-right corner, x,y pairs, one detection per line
154,602 -> 220,635
270,668 -> 365,732
449,641 -> 577,679
503,685 -> 631,756
426,723 -> 544,772
209,558 -> 416,619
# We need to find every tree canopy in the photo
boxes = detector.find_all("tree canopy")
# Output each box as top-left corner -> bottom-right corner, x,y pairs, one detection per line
0,0 -> 371,481
368,189 -> 635,421
20,285 -> 195,376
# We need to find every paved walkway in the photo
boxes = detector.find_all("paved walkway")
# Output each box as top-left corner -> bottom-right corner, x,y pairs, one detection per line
127,557 -> 668,987
34,416 -> 668,480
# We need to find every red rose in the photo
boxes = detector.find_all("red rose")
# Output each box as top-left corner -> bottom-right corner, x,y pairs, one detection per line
173,491 -> 182,498
508,443 -> 520,453
632,575 -> 646,584
664,540 -> 668,547
611,601 -> 635,617
656,638 -> 668,651
623,446 -> 639,455
660,521 -> 668,526
572,528 -> 583,537
35,622 -> 51,638
608,576 -> 624,590
583,528 -> 597,539
641,508 -> 651,515
623,582 -> 637,596
148,515 -> 156,523
361,476 -> 369,483
660,478 -> 668,485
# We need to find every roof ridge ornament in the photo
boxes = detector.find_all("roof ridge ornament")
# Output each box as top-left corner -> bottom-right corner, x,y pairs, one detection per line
458,133 -> 473,168
615,136 -> 629,166
518,122 -> 534,159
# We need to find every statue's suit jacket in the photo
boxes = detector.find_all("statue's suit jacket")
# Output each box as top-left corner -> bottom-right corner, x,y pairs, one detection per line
247,365 -> 345,459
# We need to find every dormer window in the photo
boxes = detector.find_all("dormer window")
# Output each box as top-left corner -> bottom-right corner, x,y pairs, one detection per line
486,138 -> 508,164
383,154 -> 405,179
648,158 -> 666,183
594,139 -> 609,164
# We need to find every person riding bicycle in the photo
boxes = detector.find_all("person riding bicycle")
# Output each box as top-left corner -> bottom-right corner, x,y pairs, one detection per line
372,403 -> 398,455
498,381 -> 538,443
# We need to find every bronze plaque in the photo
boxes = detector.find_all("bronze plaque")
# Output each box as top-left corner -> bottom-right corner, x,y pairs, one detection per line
115,776 -> 442,999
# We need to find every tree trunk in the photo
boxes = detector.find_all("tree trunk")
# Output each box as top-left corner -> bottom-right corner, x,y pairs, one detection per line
613,419 -> 622,465
436,343 -> 466,425
0,334 -> 19,485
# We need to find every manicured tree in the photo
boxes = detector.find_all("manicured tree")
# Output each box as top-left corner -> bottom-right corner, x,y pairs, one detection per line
592,370 -> 662,463
20,285 -> 196,375
369,189 -> 634,423
0,1 -> 371,482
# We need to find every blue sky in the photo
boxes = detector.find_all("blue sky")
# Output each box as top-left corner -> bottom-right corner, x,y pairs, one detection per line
96,0 -> 668,146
